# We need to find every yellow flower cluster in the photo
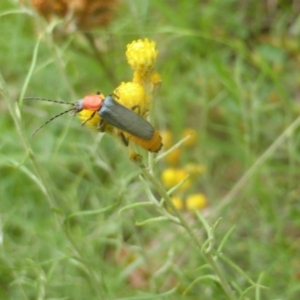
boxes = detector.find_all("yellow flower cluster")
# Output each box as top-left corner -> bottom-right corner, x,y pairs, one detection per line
172,193 -> 207,212
124,38 -> 162,101
162,168 -> 191,191
162,166 -> 207,213
161,128 -> 198,165
160,129 -> 208,213
78,38 -> 161,151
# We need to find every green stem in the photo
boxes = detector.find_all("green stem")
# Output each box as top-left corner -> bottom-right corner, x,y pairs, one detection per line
139,164 -> 236,300
0,41 -> 107,298
205,253 -> 236,299
63,223 -> 107,299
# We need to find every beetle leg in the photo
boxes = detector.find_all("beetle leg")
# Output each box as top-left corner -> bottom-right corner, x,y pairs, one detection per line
131,105 -> 140,114
81,111 -> 96,126
119,132 -> 129,146
131,105 -> 149,117
111,92 -> 119,99
97,118 -> 106,132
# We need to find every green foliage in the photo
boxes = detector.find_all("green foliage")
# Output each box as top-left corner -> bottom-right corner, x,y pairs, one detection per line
1,0 -> 300,299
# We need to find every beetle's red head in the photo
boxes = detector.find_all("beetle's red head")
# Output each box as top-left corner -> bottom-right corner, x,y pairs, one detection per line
76,94 -> 104,112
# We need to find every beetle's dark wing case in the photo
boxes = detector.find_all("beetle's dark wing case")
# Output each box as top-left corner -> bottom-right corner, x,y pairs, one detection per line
99,96 -> 154,140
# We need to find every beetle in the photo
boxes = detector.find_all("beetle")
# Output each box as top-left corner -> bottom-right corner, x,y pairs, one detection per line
24,93 -> 163,152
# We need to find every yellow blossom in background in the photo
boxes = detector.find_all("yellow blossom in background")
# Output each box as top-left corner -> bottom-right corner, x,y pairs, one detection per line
160,128 -> 198,165
181,128 -> 197,147
164,148 -> 181,165
126,39 -> 158,77
113,81 -> 149,114
161,168 -> 178,189
184,163 -> 205,178
161,168 -> 191,191
160,130 -> 181,165
171,196 -> 184,211
186,193 -> 208,211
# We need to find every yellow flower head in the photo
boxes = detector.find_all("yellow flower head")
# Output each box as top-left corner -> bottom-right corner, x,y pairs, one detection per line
114,81 -> 149,115
126,38 -> 158,76
78,109 -> 101,129
186,193 -> 208,211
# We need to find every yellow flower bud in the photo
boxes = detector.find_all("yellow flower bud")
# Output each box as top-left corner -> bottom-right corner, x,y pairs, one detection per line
126,38 -> 158,76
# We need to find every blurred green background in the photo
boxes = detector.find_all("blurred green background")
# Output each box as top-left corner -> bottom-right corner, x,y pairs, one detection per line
1,0 -> 300,299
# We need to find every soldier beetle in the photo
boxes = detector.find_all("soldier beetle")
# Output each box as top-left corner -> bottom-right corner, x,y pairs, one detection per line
24,93 -> 163,152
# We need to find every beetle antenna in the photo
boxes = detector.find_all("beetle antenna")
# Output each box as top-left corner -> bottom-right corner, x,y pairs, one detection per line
23,97 -> 75,106
32,108 -> 75,137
